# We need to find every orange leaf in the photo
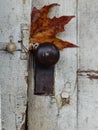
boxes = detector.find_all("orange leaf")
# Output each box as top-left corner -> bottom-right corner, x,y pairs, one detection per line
30,3 -> 59,36
30,3 -> 77,50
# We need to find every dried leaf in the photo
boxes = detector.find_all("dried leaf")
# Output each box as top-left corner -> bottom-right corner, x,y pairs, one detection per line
30,3 -> 77,50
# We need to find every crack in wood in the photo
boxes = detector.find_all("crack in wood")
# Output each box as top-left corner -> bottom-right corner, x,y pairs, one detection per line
78,70 -> 98,74
78,70 -> 98,80
87,74 -> 98,80
20,105 -> 28,130
25,103 -> 28,130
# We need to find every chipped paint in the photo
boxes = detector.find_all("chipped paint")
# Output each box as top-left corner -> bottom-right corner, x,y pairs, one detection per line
55,94 -> 70,109
20,112 -> 27,130
20,123 -> 25,130
55,94 -> 62,109
62,96 -> 70,106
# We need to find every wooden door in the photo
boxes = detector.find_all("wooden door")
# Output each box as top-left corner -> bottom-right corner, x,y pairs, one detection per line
0,0 -> 98,130
28,0 -> 77,130
0,0 -> 31,129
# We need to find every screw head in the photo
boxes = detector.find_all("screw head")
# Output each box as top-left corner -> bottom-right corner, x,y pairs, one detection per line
6,42 -> 17,53
35,42 -> 60,66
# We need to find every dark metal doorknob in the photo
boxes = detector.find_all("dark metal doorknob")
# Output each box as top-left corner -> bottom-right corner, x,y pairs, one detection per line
35,42 -> 60,66
32,42 -> 60,95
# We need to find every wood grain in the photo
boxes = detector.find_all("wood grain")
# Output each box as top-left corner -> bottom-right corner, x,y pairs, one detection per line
0,52 -> 28,130
28,0 -> 77,130
78,0 -> 98,129
0,0 -> 31,129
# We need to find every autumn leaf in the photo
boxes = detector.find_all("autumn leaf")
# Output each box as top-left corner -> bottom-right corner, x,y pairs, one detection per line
30,3 -> 77,50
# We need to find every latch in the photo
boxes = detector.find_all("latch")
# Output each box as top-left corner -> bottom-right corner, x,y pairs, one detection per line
32,42 -> 60,95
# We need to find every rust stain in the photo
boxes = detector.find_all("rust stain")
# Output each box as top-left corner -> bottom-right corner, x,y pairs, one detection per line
87,74 -> 98,80
62,96 -> 70,106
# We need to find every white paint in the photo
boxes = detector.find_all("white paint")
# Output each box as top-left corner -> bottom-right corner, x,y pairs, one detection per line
0,52 -> 28,130
78,0 -> 98,129
28,0 -> 77,130
0,0 -> 31,129
55,94 -> 62,109
61,82 -> 71,98
78,0 -> 98,70
1,0 -> 98,129
61,92 -> 69,99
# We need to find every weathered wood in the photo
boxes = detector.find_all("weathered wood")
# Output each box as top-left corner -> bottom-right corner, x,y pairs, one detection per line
0,0 -> 31,129
0,52 -> 28,130
78,0 -> 98,70
78,0 -> 98,129
28,0 -> 77,130
78,72 -> 98,130
1,0 -> 98,130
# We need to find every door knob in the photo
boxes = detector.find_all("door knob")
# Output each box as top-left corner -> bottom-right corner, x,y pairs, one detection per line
35,42 -> 60,66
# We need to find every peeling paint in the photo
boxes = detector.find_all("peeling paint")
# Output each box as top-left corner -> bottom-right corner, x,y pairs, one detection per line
55,94 -> 70,109
22,113 -> 25,121
25,75 -> 29,85
55,94 -> 62,109
20,112 -> 27,130
62,96 -> 70,106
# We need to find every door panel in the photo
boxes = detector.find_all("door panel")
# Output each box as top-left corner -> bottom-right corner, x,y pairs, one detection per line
1,0 -> 98,130
28,0 -> 77,130
78,0 -> 98,129
0,0 -> 31,129
0,52 -> 27,130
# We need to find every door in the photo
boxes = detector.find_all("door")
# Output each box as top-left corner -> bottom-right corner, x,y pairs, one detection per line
0,0 -> 98,130
28,0 -> 77,130
0,0 -> 31,129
